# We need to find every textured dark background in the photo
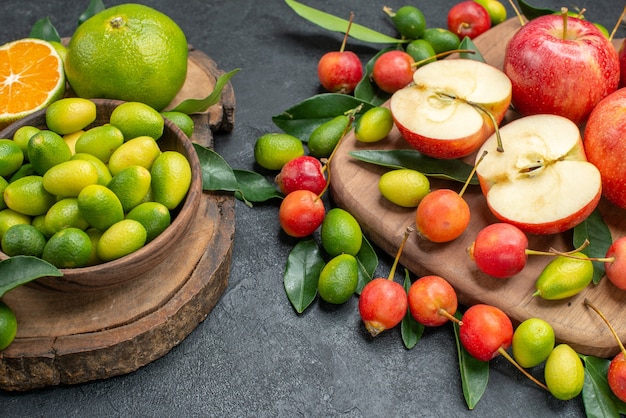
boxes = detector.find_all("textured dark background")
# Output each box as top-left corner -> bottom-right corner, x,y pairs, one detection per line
1,1 -> 625,416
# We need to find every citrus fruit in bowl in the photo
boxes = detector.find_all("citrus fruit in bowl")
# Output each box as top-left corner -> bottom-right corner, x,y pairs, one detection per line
0,99 -> 202,292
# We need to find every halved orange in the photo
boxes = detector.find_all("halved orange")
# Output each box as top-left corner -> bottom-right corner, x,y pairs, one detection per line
0,38 -> 65,130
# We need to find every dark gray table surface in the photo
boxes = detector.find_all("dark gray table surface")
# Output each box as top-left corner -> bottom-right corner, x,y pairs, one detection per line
1,1 -> 624,416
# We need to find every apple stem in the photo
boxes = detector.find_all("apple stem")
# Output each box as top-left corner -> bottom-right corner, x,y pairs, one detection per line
438,308 -> 462,325
584,298 -> 626,358
497,347 -> 549,391
411,49 -> 476,69
388,226 -> 414,281
609,5 -> 626,41
459,150 -> 486,198
507,0 -> 526,27
339,12 -> 355,53
561,8 -> 569,40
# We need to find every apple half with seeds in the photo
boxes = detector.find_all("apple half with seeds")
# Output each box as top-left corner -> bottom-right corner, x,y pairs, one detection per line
390,58 -> 512,159
474,114 -> 601,235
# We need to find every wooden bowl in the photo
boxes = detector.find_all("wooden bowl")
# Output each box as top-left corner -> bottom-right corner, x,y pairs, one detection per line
0,99 -> 203,292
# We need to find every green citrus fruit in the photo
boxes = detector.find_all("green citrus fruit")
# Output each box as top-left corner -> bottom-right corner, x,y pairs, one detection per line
320,208 -> 363,257
63,130 -> 83,154
533,253 -> 594,300
71,153 -> 113,186
27,129 -> 72,175
406,39 -> 437,67
0,209 -> 31,241
3,175 -> 56,216
42,227 -> 92,268
8,163 -> 36,183
474,0 -> 507,26
85,228 -> 103,266
109,101 -> 164,141
42,159 -> 99,197
44,198 -> 90,235
254,133 -> 304,170
108,136 -> 161,176
389,5 -> 426,39
77,184 -> 125,231
544,344 -> 585,401
0,176 -> 7,210
512,318 -> 555,368
1,223 -> 47,257
107,165 -> 152,212
0,301 -> 17,351
150,151 -> 192,210
97,219 -> 147,262
126,201 -> 171,242
74,124 -> 124,163
421,28 -> 460,55
45,97 -> 97,135
12,125 -> 40,158
378,169 -> 430,208
308,115 -> 350,158
161,111 -> 194,138
64,3 -> 188,111
0,139 -> 24,177
354,106 -> 394,143
318,253 -> 359,304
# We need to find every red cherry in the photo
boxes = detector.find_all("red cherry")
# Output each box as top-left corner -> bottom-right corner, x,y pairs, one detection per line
278,189 -> 325,238
372,50 -> 415,94
415,189 -> 470,243
317,50 -> 363,94
358,278 -> 408,337
275,156 -> 327,196
459,304 -> 513,362
608,352 -> 626,402
468,223 -> 529,279
447,1 -> 491,39
408,275 -> 458,327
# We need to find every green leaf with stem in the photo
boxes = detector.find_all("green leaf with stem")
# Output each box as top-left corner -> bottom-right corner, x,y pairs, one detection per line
170,68 -> 240,114
233,169 -> 283,203
284,239 -> 325,313
29,17 -> 61,42
573,208 -> 612,284
78,0 -> 106,25
401,270 -> 424,349
0,256 -> 62,297
355,234 -> 378,294
516,0 -> 557,21
453,310 -> 489,410
458,37 -> 486,62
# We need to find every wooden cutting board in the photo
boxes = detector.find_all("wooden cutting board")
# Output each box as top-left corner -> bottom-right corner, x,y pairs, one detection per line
330,18 -> 626,358
0,46 -> 236,391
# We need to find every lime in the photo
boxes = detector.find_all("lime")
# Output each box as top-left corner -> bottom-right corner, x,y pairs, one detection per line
308,115 -> 349,158
27,129 -> 72,175
544,344 -> 585,400
317,253 -> 359,304
77,184 -> 125,231
150,151 -> 192,210
161,111 -> 194,138
475,0 -> 507,26
1,223 -> 47,257
406,39 -> 437,67
254,133 -> 304,170
42,159 -> 99,197
63,130 -> 83,154
110,101 -> 164,141
31,214 -> 48,237
0,301 -> 17,351
44,198 -> 90,235
42,227 -> 92,268
512,318 -> 555,368
71,153 -> 113,186
320,208 -> 362,257
126,201 -> 171,242
64,3 -> 188,111
0,176 -> 7,210
108,135 -> 161,176
3,175 -> 56,216
8,163 -> 36,183
389,5 -> 426,39
74,124 -> 124,163
354,106 -> 394,143
85,228 -> 103,266
0,139 -> 24,177
378,169 -> 430,208
107,165 -> 152,212
12,125 -> 40,157
421,28 -> 460,55
97,219 -> 147,262
0,208 -> 31,241
45,97 -> 96,135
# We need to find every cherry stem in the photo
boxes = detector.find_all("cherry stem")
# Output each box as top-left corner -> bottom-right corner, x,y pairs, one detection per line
340,12 -> 355,53
438,308 -> 462,326
497,348 -> 549,391
525,239 -> 596,258
609,5 -> 626,41
507,0 -> 526,27
388,226 -> 413,281
459,150 -> 487,198
584,298 -> 626,358
411,49 -> 476,68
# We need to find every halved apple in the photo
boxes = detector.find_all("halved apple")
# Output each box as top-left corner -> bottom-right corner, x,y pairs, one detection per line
389,59 -> 512,159
475,114 -> 601,235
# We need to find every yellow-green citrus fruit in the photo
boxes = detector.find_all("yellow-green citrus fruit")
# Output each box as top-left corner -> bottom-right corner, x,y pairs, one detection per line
12,125 -> 40,157
64,3 -> 188,111
71,153 -> 113,186
109,101 -> 164,141
161,111 -> 194,138
85,228 -> 103,266
355,107 -> 394,143
8,163 -> 36,183
107,165 -> 152,212
63,130 -> 83,154
421,28 -> 460,55
544,344 -> 585,401
77,184 -> 124,231
150,151 -> 192,210
474,0 -> 507,26
0,301 -> 17,351
1,223 -> 47,257
108,135 -> 161,176
31,214 -> 47,237
42,227 -> 92,268
126,201 -> 171,242
0,177 -> 7,210
308,115 -> 350,158
74,124 -> 124,163
3,175 -> 56,216
406,39 -> 436,67
254,133 -> 305,170
45,97 -> 97,135
320,208 -> 363,257
533,253 -> 594,300
0,139 -> 24,177
378,169 -> 430,208
42,159 -> 99,197
0,208 -> 31,240
49,40 -> 67,63
390,5 -> 426,39
44,198 -> 89,235
27,129 -> 72,175
97,219 -> 147,262
512,318 -> 555,368
317,253 -> 359,304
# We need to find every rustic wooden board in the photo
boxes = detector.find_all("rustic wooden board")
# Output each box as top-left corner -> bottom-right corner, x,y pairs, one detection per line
0,47 -> 236,391
330,18 -> 626,358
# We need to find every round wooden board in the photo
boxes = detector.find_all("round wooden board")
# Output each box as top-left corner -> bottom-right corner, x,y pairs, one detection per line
0,47 -> 236,391
330,18 -> 626,359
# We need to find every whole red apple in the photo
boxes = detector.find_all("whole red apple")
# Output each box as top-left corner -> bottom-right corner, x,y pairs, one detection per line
447,1 -> 491,40
619,39 -> 626,88
584,88 -> 626,209
503,13 -> 620,126
317,50 -> 363,94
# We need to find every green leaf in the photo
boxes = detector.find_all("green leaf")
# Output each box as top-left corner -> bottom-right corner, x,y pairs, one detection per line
170,68 -> 240,114
233,170 -> 283,203
284,239 -> 325,313
29,17 -> 62,43
355,234 -> 378,294
349,149 -> 479,184
78,0 -> 106,25
573,208 -> 612,284
401,270 -> 424,349
458,37 -> 486,62
272,94 -> 373,141
453,310 -> 489,410
354,47 -> 396,105
581,355 -> 624,418
0,256 -> 62,297
516,0 -> 557,21
284,0 -> 404,44
194,144 -> 239,192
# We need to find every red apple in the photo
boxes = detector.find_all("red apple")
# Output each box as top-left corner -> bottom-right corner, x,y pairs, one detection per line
475,114 -> 602,235
584,88 -> 626,209
619,39 -> 626,88
503,13 -> 620,126
447,1 -> 491,40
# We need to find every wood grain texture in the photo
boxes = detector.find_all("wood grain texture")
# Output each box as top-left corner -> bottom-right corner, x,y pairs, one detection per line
330,18 -> 626,358
0,47 -> 236,391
